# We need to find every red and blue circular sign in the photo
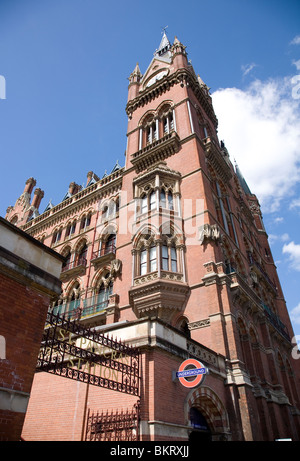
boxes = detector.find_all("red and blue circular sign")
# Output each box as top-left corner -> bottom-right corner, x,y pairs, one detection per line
176,358 -> 207,388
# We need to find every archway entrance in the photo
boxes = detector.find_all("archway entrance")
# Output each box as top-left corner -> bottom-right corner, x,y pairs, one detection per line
189,407 -> 212,441
187,386 -> 230,441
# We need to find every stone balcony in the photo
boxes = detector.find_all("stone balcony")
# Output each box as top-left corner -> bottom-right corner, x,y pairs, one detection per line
131,131 -> 180,173
129,270 -> 189,321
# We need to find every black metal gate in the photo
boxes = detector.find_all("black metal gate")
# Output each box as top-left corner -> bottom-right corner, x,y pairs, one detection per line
85,402 -> 140,441
36,311 -> 140,396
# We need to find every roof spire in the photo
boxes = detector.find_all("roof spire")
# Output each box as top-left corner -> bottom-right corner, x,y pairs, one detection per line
154,27 -> 171,59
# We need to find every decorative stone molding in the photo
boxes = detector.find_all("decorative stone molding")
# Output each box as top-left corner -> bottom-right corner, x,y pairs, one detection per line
129,279 -> 189,321
203,137 -> 232,182
188,318 -> 210,330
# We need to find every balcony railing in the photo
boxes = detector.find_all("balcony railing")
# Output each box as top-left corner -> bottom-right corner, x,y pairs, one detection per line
262,303 -> 290,341
91,244 -> 116,261
51,299 -> 80,319
62,256 -> 87,272
81,297 -> 109,318
50,297 -> 109,321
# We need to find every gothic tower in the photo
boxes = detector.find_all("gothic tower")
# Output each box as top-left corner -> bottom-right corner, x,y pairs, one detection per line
6,32 -> 300,442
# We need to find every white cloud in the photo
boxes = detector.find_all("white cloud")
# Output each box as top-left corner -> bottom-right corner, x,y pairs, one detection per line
290,302 -> 300,326
269,233 -> 289,244
241,63 -> 257,77
289,198 -> 300,210
282,241 -> 300,271
290,35 -> 300,45
292,59 -> 300,71
274,217 -> 284,223
212,77 -> 300,213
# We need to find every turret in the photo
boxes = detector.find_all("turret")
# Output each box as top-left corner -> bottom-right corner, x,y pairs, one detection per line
171,36 -> 188,70
127,63 -> 142,102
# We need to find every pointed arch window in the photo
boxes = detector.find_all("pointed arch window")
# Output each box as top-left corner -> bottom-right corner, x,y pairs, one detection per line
62,249 -> 72,272
52,227 -> 63,245
80,212 -> 92,231
97,279 -> 113,305
105,233 -> 116,254
77,243 -> 87,266
66,220 -> 76,239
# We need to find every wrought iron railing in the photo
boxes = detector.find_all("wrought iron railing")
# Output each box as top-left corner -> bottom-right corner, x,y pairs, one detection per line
262,303 -> 290,341
91,244 -> 116,260
62,256 -> 87,272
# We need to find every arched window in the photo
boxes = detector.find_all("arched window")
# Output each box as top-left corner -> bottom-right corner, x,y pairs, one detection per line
77,243 -> 87,266
52,227 -> 62,245
105,234 -> 116,254
62,249 -> 72,271
66,220 -> 76,239
97,279 -> 113,305
80,213 -> 92,231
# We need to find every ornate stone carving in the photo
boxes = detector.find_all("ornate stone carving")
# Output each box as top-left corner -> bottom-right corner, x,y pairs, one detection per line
199,223 -> 220,245
110,258 -> 122,279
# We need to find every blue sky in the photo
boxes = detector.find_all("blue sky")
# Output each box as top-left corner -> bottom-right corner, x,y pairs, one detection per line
0,0 -> 300,340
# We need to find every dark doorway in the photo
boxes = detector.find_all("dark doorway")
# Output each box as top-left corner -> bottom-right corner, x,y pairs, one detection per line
189,407 -> 212,441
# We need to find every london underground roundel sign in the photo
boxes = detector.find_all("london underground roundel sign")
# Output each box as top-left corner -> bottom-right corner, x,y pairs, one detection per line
176,358 -> 207,388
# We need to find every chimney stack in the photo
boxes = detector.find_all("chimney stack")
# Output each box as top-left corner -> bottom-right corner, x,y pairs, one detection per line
31,188 -> 44,210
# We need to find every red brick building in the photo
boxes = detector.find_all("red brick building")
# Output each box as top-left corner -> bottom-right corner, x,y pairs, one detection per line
5,32 -> 300,441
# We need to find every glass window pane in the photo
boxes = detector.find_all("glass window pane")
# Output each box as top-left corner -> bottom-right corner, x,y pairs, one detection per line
140,262 -> 147,275
171,247 -> 177,272
149,246 -> 157,271
160,189 -> 166,207
168,191 -> 174,210
141,196 -> 147,213
162,245 -> 168,258
140,249 -> 147,263
150,191 -> 156,210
